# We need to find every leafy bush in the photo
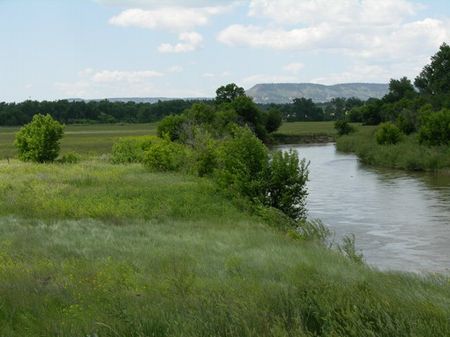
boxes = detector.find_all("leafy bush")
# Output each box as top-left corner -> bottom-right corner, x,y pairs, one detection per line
15,114 -> 64,163
419,109 -> 450,146
265,150 -> 309,220
111,136 -> 160,164
215,126 -> 268,201
265,108 -> 282,133
157,114 -> 186,141
143,138 -> 189,172
396,108 -> 417,134
58,151 -> 81,164
334,120 -> 354,136
375,122 -> 402,145
190,128 -> 219,177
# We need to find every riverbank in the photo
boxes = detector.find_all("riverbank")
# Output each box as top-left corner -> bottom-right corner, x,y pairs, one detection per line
0,158 -> 449,336
273,121 -> 338,144
336,126 -> 450,172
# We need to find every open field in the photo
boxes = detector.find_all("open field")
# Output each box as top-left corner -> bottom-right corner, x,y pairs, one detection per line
0,159 -> 449,336
1,122 -> 343,158
0,123 -> 158,159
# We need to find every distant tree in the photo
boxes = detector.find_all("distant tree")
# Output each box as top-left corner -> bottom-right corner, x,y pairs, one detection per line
288,98 -> 324,121
215,83 -> 246,104
265,108 -> 282,133
334,120 -> 354,136
15,114 -> 64,163
414,43 -> 450,95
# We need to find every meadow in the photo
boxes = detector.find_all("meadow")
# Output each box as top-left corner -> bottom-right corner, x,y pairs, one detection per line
0,122 -> 339,159
0,123 -> 158,158
0,158 -> 449,336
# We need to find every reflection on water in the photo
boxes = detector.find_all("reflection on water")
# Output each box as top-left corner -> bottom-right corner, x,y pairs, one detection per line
278,143 -> 450,273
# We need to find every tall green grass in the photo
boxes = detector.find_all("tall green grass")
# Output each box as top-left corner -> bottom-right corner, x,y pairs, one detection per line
336,126 -> 450,171
0,159 -> 449,336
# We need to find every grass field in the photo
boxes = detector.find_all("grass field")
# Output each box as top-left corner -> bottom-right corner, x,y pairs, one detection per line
0,123 -> 158,159
0,159 -> 449,336
0,122 -> 341,159
277,121 -> 338,136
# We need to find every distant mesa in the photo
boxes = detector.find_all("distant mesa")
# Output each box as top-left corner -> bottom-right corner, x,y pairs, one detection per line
68,83 -> 389,104
245,83 -> 389,104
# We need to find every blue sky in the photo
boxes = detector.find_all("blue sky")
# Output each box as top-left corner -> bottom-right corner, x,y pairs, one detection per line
1,0 -> 449,102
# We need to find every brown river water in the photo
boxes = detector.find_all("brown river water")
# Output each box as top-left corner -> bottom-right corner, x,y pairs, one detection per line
278,143 -> 450,274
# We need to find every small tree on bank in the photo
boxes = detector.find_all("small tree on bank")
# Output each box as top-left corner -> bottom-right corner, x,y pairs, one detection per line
15,114 -> 64,163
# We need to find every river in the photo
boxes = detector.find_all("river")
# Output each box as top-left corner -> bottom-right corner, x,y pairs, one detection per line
278,143 -> 450,273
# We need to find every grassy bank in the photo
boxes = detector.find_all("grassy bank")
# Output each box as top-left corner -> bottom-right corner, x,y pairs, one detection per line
273,121 -> 360,144
336,126 -> 450,171
0,159 -> 449,336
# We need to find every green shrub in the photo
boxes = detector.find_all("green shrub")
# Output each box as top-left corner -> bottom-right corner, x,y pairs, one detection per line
396,108 -> 417,134
15,114 -> 64,163
334,120 -> 354,136
58,151 -> 81,164
215,126 -> 268,201
419,109 -> 450,146
265,108 -> 282,133
143,138 -> 189,172
376,122 -> 402,145
157,114 -> 187,141
190,128 -> 219,177
265,150 -> 309,220
111,136 -> 160,164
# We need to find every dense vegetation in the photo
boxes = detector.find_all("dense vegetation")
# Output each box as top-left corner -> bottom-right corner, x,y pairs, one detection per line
337,43 -> 450,171
0,99 -> 205,126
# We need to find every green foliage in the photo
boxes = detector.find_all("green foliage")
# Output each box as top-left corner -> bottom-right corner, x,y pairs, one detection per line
265,108 -> 282,133
415,42 -> 450,95
396,108 -> 418,134
157,114 -> 186,141
190,128 -> 219,177
215,83 -> 246,104
215,126 -> 268,200
336,126 -> 450,171
419,109 -> 450,146
111,136 -> 160,164
376,122 -> 402,145
265,150 -> 309,220
334,120 -> 354,136
385,77 -> 416,103
143,138 -> 189,172
14,114 -> 64,163
58,151 -> 81,164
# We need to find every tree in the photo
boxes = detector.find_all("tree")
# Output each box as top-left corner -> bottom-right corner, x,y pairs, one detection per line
414,43 -> 450,95
385,77 -> 416,102
15,114 -> 64,163
215,83 -> 246,104
265,108 -> 282,133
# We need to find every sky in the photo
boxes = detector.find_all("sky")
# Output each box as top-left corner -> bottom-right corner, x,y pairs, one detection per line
1,0 -> 449,102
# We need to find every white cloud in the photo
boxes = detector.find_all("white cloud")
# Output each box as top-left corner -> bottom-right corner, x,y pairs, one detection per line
56,68 -> 165,98
158,32 -> 203,53
91,70 -> 163,83
168,65 -> 184,73
201,71 -> 231,78
109,6 -> 228,32
248,0 -> 419,26
283,62 -> 304,74
218,0 -> 450,79
218,24 -> 333,50
97,0 -> 231,8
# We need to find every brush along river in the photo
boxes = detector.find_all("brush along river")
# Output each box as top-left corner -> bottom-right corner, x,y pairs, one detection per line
277,143 -> 450,273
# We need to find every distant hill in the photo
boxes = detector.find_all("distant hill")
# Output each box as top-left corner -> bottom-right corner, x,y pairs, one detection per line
246,83 -> 389,104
